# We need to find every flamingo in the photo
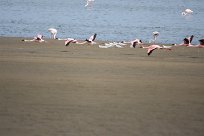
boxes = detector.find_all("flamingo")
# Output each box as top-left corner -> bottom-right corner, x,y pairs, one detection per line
85,0 -> 95,7
187,39 -> 204,48
182,8 -> 193,16
65,38 -> 78,46
121,39 -> 142,48
143,45 -> 172,56
85,33 -> 97,44
59,34 -> 97,45
22,34 -> 45,42
149,31 -> 159,43
99,42 -> 126,48
199,39 -> 204,46
131,39 -> 143,48
48,28 -> 57,39
152,31 -> 159,43
196,39 -> 204,48
178,35 -> 194,46
73,33 -> 97,45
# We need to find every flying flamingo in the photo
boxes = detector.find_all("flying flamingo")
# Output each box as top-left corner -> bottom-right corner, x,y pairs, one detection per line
196,39 -> 204,48
178,35 -> 194,46
48,28 -> 57,39
72,33 -> 97,45
182,8 -> 193,16
143,45 -> 172,56
131,39 -> 143,48
65,38 -> 78,46
121,38 -> 143,48
85,0 -> 95,7
22,34 -> 45,42
55,37 -> 79,46
85,33 -> 97,44
62,34 -> 97,46
187,39 -> 204,48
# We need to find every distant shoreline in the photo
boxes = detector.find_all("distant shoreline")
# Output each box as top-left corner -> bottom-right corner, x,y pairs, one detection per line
0,36 -> 176,46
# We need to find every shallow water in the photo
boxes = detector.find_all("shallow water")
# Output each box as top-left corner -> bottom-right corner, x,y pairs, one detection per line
0,0 -> 204,44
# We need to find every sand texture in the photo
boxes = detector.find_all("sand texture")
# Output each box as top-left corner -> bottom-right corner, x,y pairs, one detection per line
0,37 -> 204,136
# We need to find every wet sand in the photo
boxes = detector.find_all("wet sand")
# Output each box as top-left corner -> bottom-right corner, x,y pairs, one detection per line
0,37 -> 204,136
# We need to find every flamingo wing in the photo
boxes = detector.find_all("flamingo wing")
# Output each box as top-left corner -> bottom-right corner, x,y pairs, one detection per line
89,33 -> 97,41
185,9 -> 193,13
190,35 -> 194,43
132,41 -> 137,48
183,38 -> 189,44
199,39 -> 204,45
65,39 -> 74,46
65,40 -> 71,46
48,28 -> 57,33
147,48 -> 157,56
147,45 -> 161,56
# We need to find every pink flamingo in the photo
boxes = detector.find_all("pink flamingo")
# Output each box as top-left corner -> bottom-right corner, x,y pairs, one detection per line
59,33 -> 97,46
121,39 -> 143,48
178,35 -> 194,46
143,45 -> 172,56
67,33 -> 97,45
188,39 -> 204,48
65,38 -> 78,46
22,34 -> 45,42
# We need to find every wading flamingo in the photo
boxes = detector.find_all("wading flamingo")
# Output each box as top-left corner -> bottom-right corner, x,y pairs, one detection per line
48,28 -> 57,39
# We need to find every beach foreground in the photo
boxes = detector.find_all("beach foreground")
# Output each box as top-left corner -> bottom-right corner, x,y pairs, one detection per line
0,37 -> 204,136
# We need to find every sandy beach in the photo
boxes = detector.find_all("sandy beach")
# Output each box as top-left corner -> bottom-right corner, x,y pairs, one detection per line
0,37 -> 204,136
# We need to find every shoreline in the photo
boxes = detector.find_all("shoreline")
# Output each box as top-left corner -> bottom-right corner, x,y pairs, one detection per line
0,36 -> 176,45
0,36 -> 204,136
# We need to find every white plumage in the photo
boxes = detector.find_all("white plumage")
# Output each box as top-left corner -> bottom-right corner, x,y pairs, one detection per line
149,31 -> 159,43
182,8 -> 193,16
85,0 -> 95,7
48,28 -> 57,39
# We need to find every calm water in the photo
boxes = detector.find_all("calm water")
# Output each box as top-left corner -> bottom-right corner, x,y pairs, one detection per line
0,0 -> 204,44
